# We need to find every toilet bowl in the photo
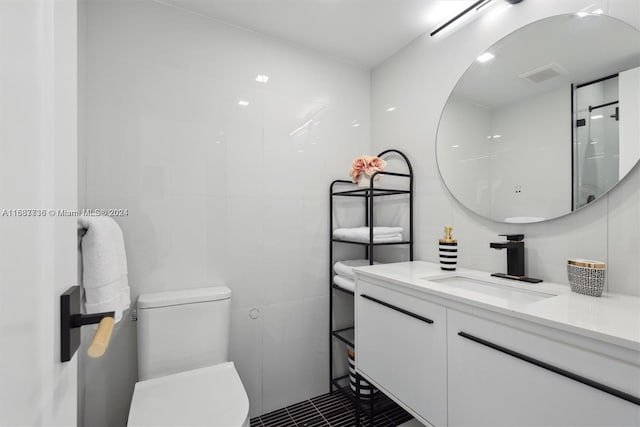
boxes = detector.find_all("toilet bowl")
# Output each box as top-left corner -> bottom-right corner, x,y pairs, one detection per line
127,286 -> 249,426
128,362 -> 249,426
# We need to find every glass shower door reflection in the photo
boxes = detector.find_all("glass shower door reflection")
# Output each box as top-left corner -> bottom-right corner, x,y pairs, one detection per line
573,76 -> 620,210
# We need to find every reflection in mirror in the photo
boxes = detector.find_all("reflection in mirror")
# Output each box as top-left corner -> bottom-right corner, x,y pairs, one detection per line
436,13 -> 640,223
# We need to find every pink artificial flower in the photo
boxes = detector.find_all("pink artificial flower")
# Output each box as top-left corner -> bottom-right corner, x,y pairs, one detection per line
351,156 -> 368,183
364,156 -> 386,176
350,155 -> 386,183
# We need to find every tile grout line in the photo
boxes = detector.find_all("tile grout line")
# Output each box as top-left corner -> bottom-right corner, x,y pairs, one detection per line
283,406 -> 299,427
308,398 -> 333,426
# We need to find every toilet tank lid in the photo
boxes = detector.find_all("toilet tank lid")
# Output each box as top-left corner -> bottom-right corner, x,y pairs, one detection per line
138,286 -> 231,309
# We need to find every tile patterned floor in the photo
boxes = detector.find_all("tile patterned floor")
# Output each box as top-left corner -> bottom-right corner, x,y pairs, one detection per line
250,388 -> 413,427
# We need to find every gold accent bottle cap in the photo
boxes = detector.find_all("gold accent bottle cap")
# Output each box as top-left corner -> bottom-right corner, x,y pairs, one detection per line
568,259 -> 606,269
439,226 -> 457,244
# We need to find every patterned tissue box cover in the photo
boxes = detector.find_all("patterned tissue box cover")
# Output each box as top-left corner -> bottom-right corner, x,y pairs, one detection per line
567,259 -> 606,297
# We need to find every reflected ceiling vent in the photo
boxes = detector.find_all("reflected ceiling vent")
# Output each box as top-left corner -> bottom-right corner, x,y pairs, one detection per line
518,62 -> 568,83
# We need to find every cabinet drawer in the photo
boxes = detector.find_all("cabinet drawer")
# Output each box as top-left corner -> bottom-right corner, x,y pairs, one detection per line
448,310 -> 640,427
357,280 -> 447,426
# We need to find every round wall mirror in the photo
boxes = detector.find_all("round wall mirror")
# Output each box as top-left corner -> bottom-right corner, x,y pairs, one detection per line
436,13 -> 640,223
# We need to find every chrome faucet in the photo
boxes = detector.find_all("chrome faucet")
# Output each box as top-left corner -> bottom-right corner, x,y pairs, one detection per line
490,234 -> 542,283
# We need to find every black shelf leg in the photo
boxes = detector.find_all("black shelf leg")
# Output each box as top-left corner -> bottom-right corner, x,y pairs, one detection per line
370,387 -> 375,426
355,372 -> 361,426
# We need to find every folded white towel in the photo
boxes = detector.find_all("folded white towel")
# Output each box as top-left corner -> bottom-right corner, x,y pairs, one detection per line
78,216 -> 130,322
334,259 -> 379,280
369,234 -> 403,243
333,226 -> 404,243
333,275 -> 355,292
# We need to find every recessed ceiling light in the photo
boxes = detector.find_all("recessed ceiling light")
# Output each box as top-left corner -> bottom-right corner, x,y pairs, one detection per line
591,115 -> 603,120
492,134 -> 502,138
238,100 -> 249,106
452,144 -> 460,148
386,106 -> 397,112
352,123 -> 361,127
477,52 -> 495,63
256,74 -> 269,83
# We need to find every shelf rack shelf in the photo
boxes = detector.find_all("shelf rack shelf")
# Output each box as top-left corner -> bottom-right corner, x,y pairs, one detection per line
329,149 -> 414,425
331,326 -> 355,348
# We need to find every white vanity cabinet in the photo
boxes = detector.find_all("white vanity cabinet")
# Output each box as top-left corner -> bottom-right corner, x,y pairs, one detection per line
354,261 -> 640,427
356,280 -> 447,427
447,310 -> 640,426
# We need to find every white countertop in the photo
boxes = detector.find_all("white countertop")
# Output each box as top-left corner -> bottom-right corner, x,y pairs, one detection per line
353,261 -> 640,352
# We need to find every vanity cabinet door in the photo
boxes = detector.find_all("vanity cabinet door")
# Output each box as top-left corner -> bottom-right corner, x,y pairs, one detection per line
356,281 -> 447,427
447,310 -> 640,427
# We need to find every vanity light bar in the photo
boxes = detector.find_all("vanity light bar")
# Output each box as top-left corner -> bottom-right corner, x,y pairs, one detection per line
430,0 -> 489,37
430,0 -> 524,37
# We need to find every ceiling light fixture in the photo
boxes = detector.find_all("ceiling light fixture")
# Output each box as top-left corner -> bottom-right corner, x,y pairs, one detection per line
238,100 -> 249,106
431,0 -> 523,37
256,74 -> 269,83
386,106 -> 397,112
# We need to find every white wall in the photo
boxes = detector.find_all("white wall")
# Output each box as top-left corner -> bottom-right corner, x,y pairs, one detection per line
619,66 -> 640,178
372,0 -> 640,295
78,0 -> 370,423
0,0 -> 78,425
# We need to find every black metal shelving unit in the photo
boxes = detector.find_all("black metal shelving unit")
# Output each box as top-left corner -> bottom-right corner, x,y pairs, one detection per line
328,149 -> 414,423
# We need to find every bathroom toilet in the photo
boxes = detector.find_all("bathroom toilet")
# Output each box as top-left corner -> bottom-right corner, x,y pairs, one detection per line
127,286 -> 249,426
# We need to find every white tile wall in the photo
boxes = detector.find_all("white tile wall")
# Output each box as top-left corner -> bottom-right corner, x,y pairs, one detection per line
371,0 -> 640,295
262,296 -> 330,413
79,0 -> 370,423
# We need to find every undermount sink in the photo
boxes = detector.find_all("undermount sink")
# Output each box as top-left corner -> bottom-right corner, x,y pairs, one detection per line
425,275 -> 555,308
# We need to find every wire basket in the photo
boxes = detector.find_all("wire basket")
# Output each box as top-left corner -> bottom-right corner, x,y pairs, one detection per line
567,259 -> 606,297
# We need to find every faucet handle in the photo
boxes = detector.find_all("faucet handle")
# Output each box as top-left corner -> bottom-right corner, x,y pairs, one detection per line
498,234 -> 524,241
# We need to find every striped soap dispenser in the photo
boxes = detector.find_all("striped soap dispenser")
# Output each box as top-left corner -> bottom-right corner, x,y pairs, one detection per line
439,226 -> 458,271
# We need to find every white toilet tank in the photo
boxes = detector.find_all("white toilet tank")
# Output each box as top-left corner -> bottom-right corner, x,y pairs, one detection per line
137,286 -> 231,381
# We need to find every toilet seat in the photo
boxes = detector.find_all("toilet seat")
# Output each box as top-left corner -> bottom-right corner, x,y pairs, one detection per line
128,362 -> 249,427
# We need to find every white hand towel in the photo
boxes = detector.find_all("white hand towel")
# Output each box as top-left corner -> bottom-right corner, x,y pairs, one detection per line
333,275 -> 355,293
334,259 -> 379,280
333,226 -> 404,243
78,216 -> 130,322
